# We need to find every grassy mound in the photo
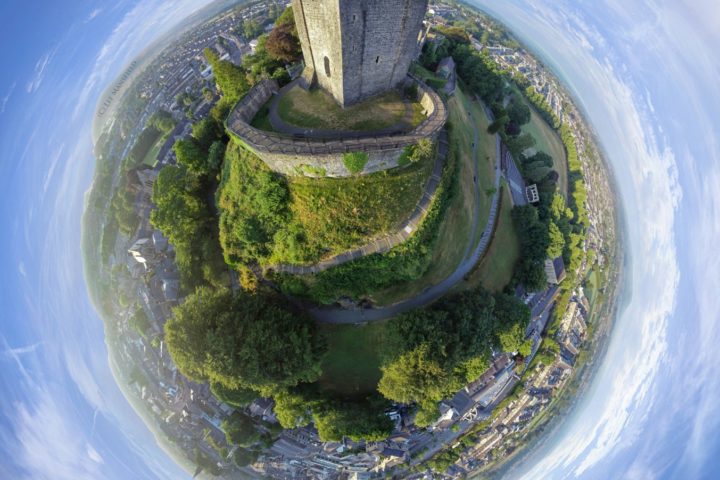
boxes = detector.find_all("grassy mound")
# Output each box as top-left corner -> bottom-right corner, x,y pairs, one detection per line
217,142 -> 434,267
277,85 -> 422,131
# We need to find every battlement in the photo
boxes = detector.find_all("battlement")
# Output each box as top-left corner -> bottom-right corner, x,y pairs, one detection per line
226,75 -> 447,177
292,0 -> 429,107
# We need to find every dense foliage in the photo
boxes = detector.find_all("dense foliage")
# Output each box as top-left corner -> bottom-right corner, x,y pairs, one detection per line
218,142 -> 435,267
164,287 -> 325,395
377,287 -> 531,425
272,388 -> 393,442
273,143 -> 457,304
264,8 -> 301,63
204,48 -> 249,103
150,165 -> 228,290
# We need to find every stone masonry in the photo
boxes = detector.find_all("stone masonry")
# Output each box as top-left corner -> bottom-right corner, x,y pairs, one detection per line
292,0 -> 429,106
226,75 -> 447,177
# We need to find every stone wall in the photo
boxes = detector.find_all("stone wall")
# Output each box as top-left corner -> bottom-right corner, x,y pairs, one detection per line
292,0 -> 428,107
226,75 -> 447,178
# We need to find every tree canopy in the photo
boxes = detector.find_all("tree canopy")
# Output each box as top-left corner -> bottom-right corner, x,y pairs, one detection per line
164,287 -> 325,395
204,48 -> 249,102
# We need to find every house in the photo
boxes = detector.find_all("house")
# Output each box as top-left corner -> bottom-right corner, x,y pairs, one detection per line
436,56 -> 456,79
128,238 -> 154,267
545,257 -> 566,284
152,230 -> 169,252
249,398 -> 276,422
525,184 -> 540,203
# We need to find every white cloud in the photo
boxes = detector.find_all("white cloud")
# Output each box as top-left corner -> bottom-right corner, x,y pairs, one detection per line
469,0 -> 689,477
85,8 -> 102,23
26,46 -> 58,94
9,394 -> 105,480
0,81 -> 17,114
86,443 -> 104,464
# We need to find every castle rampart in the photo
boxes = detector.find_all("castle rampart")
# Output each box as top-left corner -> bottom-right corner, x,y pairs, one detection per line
226,76 -> 447,177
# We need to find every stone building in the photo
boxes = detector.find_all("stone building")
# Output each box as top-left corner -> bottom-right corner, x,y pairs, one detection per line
292,0 -> 429,106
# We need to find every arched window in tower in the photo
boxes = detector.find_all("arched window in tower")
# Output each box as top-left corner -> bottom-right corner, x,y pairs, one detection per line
324,56 -> 331,78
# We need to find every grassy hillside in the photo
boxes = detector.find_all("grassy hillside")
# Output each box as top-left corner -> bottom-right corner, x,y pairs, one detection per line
217,142 -> 434,267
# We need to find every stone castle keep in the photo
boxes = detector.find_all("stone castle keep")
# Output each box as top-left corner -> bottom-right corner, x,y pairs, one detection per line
227,0 -> 447,177
292,0 -> 429,106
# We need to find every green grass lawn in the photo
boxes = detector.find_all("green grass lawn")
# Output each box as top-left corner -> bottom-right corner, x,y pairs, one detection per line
278,85 -> 418,131
516,87 -> 568,196
462,183 -> 520,293
283,153 -> 435,263
250,104 -> 275,132
141,136 -> 164,167
584,269 -> 599,320
316,321 -> 400,397
371,86 -> 496,306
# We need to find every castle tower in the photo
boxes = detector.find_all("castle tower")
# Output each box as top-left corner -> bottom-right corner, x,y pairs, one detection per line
292,0 -> 429,107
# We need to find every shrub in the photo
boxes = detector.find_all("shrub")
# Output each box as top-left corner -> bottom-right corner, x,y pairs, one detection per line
343,152 -> 369,174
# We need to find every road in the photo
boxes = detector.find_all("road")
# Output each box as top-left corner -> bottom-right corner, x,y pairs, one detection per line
311,97 -> 503,324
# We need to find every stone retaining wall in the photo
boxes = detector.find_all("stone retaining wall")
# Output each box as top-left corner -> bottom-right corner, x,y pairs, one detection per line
226,75 -> 448,177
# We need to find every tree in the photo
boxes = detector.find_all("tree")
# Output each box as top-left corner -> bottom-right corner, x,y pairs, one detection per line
164,287 -> 325,395
207,141 -> 226,172
265,22 -> 301,62
241,19 -> 262,39
546,221 -> 565,258
378,344 -> 449,405
312,398 -> 394,442
222,411 -> 261,447
211,382 -> 258,408
273,390 -> 313,429
507,97 -> 531,127
232,448 -> 258,467
204,48 -> 249,102
242,35 -> 291,85
164,287 -> 232,382
173,138 -> 209,175
191,117 -> 222,151
148,109 -> 175,133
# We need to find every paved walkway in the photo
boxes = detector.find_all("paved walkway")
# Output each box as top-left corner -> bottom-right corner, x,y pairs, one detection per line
271,129 -> 449,276
267,78 -> 417,140
309,97 -> 503,324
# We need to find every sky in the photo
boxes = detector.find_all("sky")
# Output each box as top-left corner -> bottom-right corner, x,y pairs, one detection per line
0,0 -> 718,479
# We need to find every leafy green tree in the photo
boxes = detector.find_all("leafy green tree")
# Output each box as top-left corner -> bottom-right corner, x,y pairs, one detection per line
241,19 -> 262,39
232,448 -> 258,467
222,411 -> 260,447
378,344 -> 449,405
173,138 -> 208,175
211,382 -> 258,408
165,287 -> 325,395
242,35 -> 291,85
507,97 -> 531,126
207,141 -> 226,172
273,390 -> 313,429
312,398 -> 394,442
546,221 -> 565,258
148,109 -> 175,133
204,48 -> 249,102
191,117 -> 222,151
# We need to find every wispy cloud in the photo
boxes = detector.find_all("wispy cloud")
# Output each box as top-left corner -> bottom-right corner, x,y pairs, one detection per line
0,82 -> 17,114
26,46 -> 58,94
85,8 -> 102,23
3,342 -> 44,357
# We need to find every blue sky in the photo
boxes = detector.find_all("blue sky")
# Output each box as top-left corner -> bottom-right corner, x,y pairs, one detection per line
0,0 -> 718,479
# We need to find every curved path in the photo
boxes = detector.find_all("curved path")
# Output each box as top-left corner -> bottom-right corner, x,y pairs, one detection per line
271,129 -> 448,276
311,98 -> 503,324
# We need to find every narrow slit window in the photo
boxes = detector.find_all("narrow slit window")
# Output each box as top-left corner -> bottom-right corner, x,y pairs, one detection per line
324,56 -> 331,77
375,56 -> 380,63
